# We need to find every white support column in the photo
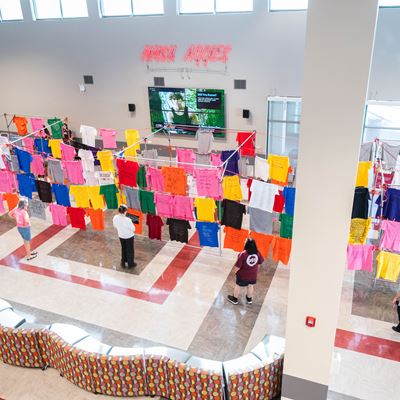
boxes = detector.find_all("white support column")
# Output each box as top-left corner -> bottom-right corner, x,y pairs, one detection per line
281,1 -> 379,399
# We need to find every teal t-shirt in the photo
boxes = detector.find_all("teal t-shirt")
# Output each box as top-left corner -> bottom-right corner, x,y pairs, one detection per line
139,190 -> 156,214
99,184 -> 119,209
279,213 -> 294,239
47,118 -> 63,139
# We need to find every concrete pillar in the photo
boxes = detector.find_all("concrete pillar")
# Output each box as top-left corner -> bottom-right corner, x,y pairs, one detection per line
281,1 -> 379,399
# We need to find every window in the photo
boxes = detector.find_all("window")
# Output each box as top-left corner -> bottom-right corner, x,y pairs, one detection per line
269,0 -> 308,11
179,0 -> 253,14
32,0 -> 88,19
100,0 -> 163,16
363,102 -> 400,143
267,97 -> 302,167
0,0 -> 23,21
379,0 -> 400,6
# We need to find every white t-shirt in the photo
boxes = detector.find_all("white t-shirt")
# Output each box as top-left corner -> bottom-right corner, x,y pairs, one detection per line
249,180 -> 279,212
78,149 -> 95,172
80,125 -> 97,147
113,214 -> 135,239
254,156 -> 270,181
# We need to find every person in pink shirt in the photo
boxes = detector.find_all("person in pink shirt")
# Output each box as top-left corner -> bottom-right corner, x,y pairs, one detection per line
9,198 -> 37,260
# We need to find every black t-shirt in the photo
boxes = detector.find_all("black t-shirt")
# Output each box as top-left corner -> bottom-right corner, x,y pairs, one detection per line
35,180 -> 53,203
167,218 -> 191,243
221,199 -> 246,229
352,187 -> 370,219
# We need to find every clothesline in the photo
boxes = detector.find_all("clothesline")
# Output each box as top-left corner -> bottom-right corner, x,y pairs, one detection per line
4,112 -> 66,120
161,123 -> 253,133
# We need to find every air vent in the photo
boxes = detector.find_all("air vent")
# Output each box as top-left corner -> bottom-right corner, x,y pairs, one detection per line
83,75 -> 94,85
154,77 -> 165,87
234,79 -> 246,90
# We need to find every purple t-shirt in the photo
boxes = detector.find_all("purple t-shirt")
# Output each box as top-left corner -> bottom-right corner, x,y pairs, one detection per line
236,251 -> 264,282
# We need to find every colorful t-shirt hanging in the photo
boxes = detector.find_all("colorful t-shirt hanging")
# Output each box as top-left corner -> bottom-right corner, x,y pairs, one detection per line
236,131 -> 255,156
250,231 -> 275,259
87,186 -> 104,210
211,153 -> 222,167
221,150 -> 240,176
194,197 -> 216,222
136,165 -> 147,189
272,237 -> 292,265
146,214 -> 164,240
348,218 -> 371,244
49,139 -> 62,159
172,196 -> 195,221
222,175 -> 243,201
283,187 -> 296,216
380,220 -> 400,252
49,203 -> 68,226
167,218 -> 191,243
223,227 -> 249,252
15,147 -> 33,173
248,207 -> 274,235
48,158 -> 64,183
97,150 -> 115,173
352,187 -> 370,219
176,148 -> 195,174
376,188 -> 400,221
31,154 -> 45,176
355,161 -> 371,187
30,118 -> 45,137
47,118 -> 63,139
221,199 -> 246,230
80,125 -> 98,147
3,193 -> 19,211
62,160 -> 85,185
146,167 -> 164,192
99,184 -> 119,209
139,190 -> 156,214
69,185 -> 90,208
196,222 -> 219,247
125,129 -> 140,157
13,116 -> 29,135
86,208 -> 105,231
193,168 -> 222,199
124,186 -> 141,210
22,137 -> 34,154
116,158 -> 139,187
249,180 -> 278,212
154,193 -> 174,218
162,166 -> 187,196
347,244 -> 374,272
0,171 -> 17,192
99,128 -> 117,149
67,207 -> 86,230
52,183 -> 71,207
60,142 -> 76,161
34,139 -> 51,155
267,154 -> 289,184
273,190 -> 285,213
17,173 -> 36,199
279,213 -> 294,239
376,251 -> 400,282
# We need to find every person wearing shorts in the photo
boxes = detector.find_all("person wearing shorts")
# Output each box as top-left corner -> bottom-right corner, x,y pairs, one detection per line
9,198 -> 37,261
228,238 -> 264,305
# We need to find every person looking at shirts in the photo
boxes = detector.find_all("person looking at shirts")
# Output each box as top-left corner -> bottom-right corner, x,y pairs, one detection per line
9,198 -> 37,261
227,238 -> 264,305
113,204 -> 136,269
392,292 -> 400,333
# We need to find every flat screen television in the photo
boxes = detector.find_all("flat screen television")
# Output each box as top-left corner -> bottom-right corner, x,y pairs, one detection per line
148,87 -> 225,137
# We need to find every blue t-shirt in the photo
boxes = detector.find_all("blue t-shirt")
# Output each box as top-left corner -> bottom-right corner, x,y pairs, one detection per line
52,184 -> 71,207
17,173 -> 36,199
283,187 -> 296,216
34,138 -> 51,155
377,188 -> 400,221
15,148 -> 33,174
196,222 -> 219,247
221,150 -> 240,176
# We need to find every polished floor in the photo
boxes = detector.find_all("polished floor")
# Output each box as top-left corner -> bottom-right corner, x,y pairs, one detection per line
0,212 -> 399,399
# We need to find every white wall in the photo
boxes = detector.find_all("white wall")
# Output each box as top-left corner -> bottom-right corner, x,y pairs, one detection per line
0,0 -> 399,151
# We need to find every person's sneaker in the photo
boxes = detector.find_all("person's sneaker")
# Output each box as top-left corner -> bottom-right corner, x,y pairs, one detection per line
246,296 -> 253,304
227,295 -> 238,305
120,261 -> 127,268
127,263 -> 138,269
392,325 -> 400,333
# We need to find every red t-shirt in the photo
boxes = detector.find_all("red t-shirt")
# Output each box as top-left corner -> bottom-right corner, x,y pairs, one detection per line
247,178 -> 253,201
146,214 -> 164,240
236,131 -> 255,156
116,158 -> 140,187
67,207 -> 86,230
236,251 -> 264,282
273,190 -> 285,213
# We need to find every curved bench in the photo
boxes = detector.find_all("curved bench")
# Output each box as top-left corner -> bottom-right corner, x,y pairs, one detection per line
0,298 -> 285,399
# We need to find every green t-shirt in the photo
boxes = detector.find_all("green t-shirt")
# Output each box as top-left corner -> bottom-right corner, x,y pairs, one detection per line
137,165 -> 147,189
47,118 -> 63,139
99,184 -> 119,210
279,213 -> 293,239
139,190 -> 156,214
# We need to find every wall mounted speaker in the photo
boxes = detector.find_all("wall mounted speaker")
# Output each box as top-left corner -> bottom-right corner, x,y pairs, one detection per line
242,109 -> 250,119
128,104 -> 136,112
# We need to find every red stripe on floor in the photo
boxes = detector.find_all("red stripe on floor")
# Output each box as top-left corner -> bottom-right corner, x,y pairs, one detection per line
0,226 -> 201,305
335,328 -> 400,362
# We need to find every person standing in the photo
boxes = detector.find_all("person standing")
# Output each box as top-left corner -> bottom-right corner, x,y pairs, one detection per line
9,198 -> 37,261
227,238 -> 264,305
113,204 -> 136,268
392,293 -> 400,333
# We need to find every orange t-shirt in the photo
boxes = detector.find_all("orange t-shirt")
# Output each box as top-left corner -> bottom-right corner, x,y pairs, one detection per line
223,227 -> 249,252
86,208 -> 105,231
272,237 -> 292,265
127,208 -> 143,235
3,193 -> 19,211
161,166 -> 187,196
13,116 -> 29,135
250,231 -> 275,259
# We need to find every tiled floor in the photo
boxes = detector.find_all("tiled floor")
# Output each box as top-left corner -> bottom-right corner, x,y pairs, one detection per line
0,214 -> 400,400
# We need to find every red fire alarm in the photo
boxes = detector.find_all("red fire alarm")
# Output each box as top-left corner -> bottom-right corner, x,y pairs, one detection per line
306,316 -> 316,327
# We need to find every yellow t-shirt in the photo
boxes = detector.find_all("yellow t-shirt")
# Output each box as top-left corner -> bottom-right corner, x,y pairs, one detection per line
125,129 -> 140,158
348,218 -> 371,244
194,197 -> 216,222
97,150 -> 115,172
222,175 -> 243,201
356,161 -> 371,187
267,154 -> 289,183
117,192 -> 127,207
48,139 -> 62,159
376,251 -> 400,282
87,186 -> 104,210
69,185 -> 90,208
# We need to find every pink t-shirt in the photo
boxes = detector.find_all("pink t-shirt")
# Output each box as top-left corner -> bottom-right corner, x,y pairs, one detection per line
10,208 -> 30,227
100,128 -> 117,149
211,153 -> 222,167
31,154 -> 45,176
347,244 -> 374,272
0,193 -> 5,215
154,193 -> 174,218
172,196 -> 195,221
0,170 -> 17,192
49,203 -> 68,226
176,148 -> 195,174
30,118 -> 46,137
193,168 -> 222,199
380,220 -> 400,252
22,137 -> 34,154
62,160 -> 84,184
146,167 -> 164,192
60,142 -> 76,161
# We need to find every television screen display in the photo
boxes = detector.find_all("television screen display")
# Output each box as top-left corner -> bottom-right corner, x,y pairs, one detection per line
148,87 -> 225,137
